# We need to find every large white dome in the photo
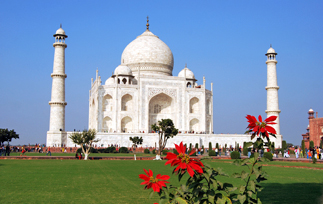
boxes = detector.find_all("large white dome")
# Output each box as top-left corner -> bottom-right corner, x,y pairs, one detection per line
121,30 -> 174,76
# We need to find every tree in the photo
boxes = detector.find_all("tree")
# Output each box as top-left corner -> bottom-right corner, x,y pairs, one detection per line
282,140 -> 287,157
69,129 -> 99,160
320,139 -> 323,149
0,128 -> 19,146
310,140 -> 314,149
151,119 -> 178,160
301,140 -> 305,154
129,136 -> 143,152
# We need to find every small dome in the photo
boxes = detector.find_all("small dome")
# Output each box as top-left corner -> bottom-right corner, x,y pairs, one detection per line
178,67 -> 195,79
56,28 -> 66,35
105,77 -> 115,85
267,47 -> 276,54
309,108 -> 314,113
114,65 -> 132,75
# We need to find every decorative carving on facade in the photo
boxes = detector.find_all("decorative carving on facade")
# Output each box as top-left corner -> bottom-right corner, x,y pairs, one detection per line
148,88 -> 177,100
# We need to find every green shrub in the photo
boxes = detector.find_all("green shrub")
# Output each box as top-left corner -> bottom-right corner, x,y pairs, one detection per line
302,140 -> 305,155
288,149 -> 295,154
144,149 -> 150,154
243,142 -> 248,156
216,143 -> 219,149
312,156 -> 317,164
163,149 -> 169,155
189,143 -> 192,150
264,152 -> 273,161
310,140 -> 314,149
119,147 -> 128,153
230,151 -> 240,159
77,147 -> 98,153
195,143 -> 199,149
152,149 -> 156,154
209,150 -> 216,156
208,142 -> 212,156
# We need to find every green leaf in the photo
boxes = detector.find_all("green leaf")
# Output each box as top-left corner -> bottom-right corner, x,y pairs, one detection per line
174,197 -> 188,204
239,185 -> 245,193
237,194 -> 246,203
149,191 -> 155,199
231,173 -> 241,178
241,171 -> 249,180
258,198 -> 263,204
253,152 -> 259,159
249,180 -> 256,193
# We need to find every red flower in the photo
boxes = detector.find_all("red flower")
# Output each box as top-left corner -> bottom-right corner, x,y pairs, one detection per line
246,115 -> 277,138
165,142 -> 204,177
139,169 -> 170,192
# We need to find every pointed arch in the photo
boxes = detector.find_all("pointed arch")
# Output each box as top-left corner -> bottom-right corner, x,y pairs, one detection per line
121,116 -> 132,133
102,116 -> 112,132
102,94 -> 113,111
149,93 -> 174,132
190,97 -> 199,113
190,118 -> 199,132
121,94 -> 132,111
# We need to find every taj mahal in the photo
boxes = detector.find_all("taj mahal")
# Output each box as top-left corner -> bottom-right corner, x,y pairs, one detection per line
46,20 -> 283,148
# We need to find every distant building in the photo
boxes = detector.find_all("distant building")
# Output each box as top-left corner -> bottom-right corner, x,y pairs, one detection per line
302,109 -> 323,148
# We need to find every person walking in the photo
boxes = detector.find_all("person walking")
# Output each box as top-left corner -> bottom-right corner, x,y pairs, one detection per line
46,146 -> 51,156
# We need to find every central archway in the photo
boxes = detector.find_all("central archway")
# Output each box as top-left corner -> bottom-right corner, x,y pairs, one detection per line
149,93 -> 174,132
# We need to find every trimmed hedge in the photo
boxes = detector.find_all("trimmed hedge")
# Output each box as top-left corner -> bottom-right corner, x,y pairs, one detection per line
77,147 -> 98,153
230,151 -> 240,159
144,149 -> 150,154
264,152 -> 273,161
152,149 -> 156,154
209,150 -> 216,156
119,147 -> 129,153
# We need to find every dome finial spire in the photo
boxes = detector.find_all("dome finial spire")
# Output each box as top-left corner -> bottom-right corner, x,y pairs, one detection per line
185,63 -> 187,68
60,23 -> 62,28
270,44 -> 272,48
146,16 -> 149,30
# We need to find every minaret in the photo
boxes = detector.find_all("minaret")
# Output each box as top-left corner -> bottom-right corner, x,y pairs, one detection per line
48,26 -> 67,135
265,45 -> 281,135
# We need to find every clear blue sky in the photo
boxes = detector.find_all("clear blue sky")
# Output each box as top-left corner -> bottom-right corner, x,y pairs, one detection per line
0,1 -> 322,146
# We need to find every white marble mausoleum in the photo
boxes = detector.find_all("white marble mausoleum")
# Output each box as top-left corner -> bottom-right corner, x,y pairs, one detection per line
46,22 -> 283,149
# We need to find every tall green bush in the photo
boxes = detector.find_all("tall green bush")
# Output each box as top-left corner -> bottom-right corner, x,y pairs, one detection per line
320,139 -> 323,149
301,140 -> 305,155
209,150 -> 216,156
282,140 -> 287,150
208,142 -> 212,156
216,143 -> 219,149
243,142 -> 248,156
195,143 -> 199,149
189,143 -> 192,150
310,140 -> 314,149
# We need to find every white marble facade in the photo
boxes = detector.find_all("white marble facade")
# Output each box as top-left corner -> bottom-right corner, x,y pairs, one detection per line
47,25 -> 282,149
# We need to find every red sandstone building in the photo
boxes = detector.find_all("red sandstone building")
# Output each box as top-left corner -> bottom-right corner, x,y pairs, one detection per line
302,109 -> 323,149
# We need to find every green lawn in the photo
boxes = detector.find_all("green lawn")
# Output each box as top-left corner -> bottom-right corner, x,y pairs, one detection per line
0,159 -> 322,204
6,152 -> 155,157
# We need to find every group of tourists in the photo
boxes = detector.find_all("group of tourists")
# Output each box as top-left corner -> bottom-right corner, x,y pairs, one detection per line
0,145 -> 11,156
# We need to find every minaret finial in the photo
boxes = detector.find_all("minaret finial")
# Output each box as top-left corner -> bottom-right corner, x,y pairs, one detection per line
146,16 -> 149,30
270,44 -> 272,48
185,63 -> 187,68
60,23 -> 62,28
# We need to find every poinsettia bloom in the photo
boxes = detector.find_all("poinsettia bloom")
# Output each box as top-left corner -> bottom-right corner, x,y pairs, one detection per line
165,142 -> 204,177
246,115 -> 277,137
139,169 -> 170,192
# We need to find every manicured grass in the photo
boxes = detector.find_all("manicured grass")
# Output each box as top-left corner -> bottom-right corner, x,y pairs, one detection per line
0,159 -> 322,204
5,152 -> 155,157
